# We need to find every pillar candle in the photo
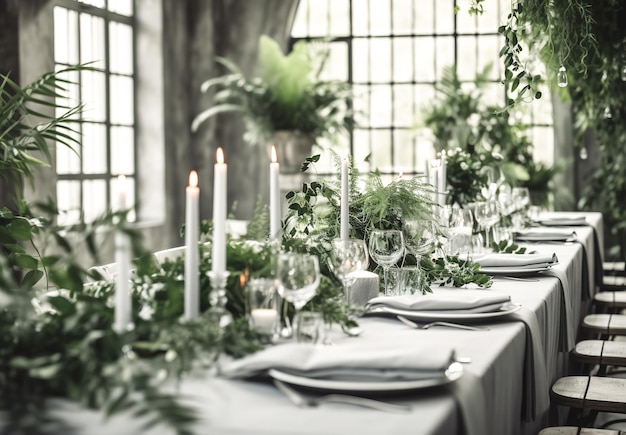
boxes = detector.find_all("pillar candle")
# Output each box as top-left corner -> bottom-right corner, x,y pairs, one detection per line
114,174 -> 131,333
184,170 -> 200,319
340,157 -> 349,241
270,146 -> 280,239
439,151 -> 447,206
212,148 -> 227,276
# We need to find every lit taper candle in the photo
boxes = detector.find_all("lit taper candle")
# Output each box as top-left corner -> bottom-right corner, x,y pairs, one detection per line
340,156 -> 349,241
114,174 -> 132,333
212,148 -> 227,276
184,170 -> 200,319
270,145 -> 280,239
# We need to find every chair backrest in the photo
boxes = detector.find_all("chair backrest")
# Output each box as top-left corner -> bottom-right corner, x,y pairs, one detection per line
153,246 -> 186,266
226,219 -> 249,239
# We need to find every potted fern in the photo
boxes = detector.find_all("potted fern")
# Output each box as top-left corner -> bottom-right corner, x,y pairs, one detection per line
191,35 -> 355,173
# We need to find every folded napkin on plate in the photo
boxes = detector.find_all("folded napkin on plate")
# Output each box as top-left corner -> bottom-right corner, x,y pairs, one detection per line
366,290 -> 511,313
515,227 -> 576,241
538,216 -> 586,226
477,253 -> 558,269
221,341 -> 455,381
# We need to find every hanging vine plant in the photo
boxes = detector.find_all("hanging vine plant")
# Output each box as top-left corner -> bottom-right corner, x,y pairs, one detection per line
477,0 -> 626,258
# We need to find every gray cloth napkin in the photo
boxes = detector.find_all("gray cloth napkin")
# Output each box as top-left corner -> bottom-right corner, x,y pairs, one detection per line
477,253 -> 558,269
538,216 -> 586,226
221,341 -> 455,382
366,290 -> 511,313
515,228 -> 576,241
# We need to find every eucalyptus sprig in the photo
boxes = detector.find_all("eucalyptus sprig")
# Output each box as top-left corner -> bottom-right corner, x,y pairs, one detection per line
490,239 -> 535,255
428,256 -> 493,288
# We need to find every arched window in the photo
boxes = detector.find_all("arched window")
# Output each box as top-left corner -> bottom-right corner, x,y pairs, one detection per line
291,0 -> 553,176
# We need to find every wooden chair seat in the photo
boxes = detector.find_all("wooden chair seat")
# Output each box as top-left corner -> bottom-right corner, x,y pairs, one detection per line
551,376 -> 626,414
583,314 -> 626,336
539,427 -> 625,435
573,340 -> 626,367
594,292 -> 626,312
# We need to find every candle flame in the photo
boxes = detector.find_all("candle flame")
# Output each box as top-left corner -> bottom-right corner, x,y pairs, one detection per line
271,145 -> 277,163
239,274 -> 246,288
118,174 -> 126,183
189,170 -> 198,188
216,147 -> 225,164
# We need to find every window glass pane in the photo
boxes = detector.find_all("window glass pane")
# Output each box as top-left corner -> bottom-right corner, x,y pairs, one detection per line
457,36 -> 477,81
457,6 -> 477,34
353,129 -> 371,171
57,180 -> 81,225
393,84 -> 414,127
108,0 -> 133,16
393,37 -> 413,82
393,129 -> 416,171
352,84 -> 370,126
435,37 -> 455,80
477,2 -> 500,33
110,176 -> 135,221
54,67 -> 80,120
111,126 -> 135,175
319,42 -> 348,81
56,138 -> 81,175
352,0 -> 369,36
79,13 -> 105,68
477,35 -> 500,80
292,0 -> 310,37
109,22 -> 134,75
81,69 -> 106,122
369,85 -> 392,127
82,123 -> 107,173
414,84 -> 436,122
330,0 -> 350,36
54,7 -> 70,64
414,37 -> 435,82
369,129 -> 392,171
369,0 -> 391,36
83,179 -> 107,222
307,0 -> 330,37
392,0 -> 413,35
369,38 -> 391,83
414,0 -> 434,34
435,0 -> 454,34
352,39 -> 369,83
532,127 -> 554,164
110,75 -> 135,125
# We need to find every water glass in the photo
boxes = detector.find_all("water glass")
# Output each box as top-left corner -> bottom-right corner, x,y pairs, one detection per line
328,239 -> 369,304
387,267 -> 424,296
246,278 -> 279,342
474,201 -> 500,249
276,253 -> 320,313
293,311 -> 326,344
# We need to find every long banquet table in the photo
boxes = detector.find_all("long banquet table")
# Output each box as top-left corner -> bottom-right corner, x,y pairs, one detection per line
52,211 -> 604,435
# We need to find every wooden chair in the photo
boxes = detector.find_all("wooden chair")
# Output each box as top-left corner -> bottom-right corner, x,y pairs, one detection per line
551,376 -> 626,428
572,340 -> 626,376
582,314 -> 626,339
88,262 -> 118,282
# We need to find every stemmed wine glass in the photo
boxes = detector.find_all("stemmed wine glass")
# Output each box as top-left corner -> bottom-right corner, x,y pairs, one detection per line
474,201 -> 500,250
402,220 -> 436,263
480,166 -> 503,200
328,239 -> 369,306
275,253 -> 321,333
448,208 -> 474,256
368,230 -> 404,295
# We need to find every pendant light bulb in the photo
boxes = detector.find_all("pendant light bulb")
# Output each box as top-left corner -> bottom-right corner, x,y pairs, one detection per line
603,106 -> 612,119
579,147 -> 588,160
557,65 -> 568,88
621,65 -> 626,81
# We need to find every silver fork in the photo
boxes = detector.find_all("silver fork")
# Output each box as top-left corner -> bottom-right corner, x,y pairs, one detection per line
396,315 -> 489,331
273,380 -> 412,413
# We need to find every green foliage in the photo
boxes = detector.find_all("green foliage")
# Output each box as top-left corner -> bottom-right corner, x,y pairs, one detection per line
490,239 -> 534,255
428,256 -> 493,288
420,64 -> 560,207
191,35 -> 355,146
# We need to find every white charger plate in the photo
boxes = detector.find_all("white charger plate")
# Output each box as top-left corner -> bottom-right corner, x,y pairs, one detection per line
268,362 -> 463,393
367,302 -> 521,322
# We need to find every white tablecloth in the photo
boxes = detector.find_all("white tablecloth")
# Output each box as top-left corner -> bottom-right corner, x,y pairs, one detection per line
46,212 -> 604,435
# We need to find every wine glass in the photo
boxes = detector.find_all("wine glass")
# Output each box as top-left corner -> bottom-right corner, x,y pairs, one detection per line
448,208 -> 474,256
368,230 -> 404,295
402,220 -> 436,262
328,239 -> 369,305
512,187 -> 531,212
473,201 -> 500,250
276,253 -> 320,321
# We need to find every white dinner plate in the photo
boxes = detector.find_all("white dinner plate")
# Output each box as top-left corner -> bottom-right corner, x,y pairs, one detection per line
268,362 -> 463,393
478,265 -> 553,275
367,302 -> 521,322
515,235 -> 575,242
